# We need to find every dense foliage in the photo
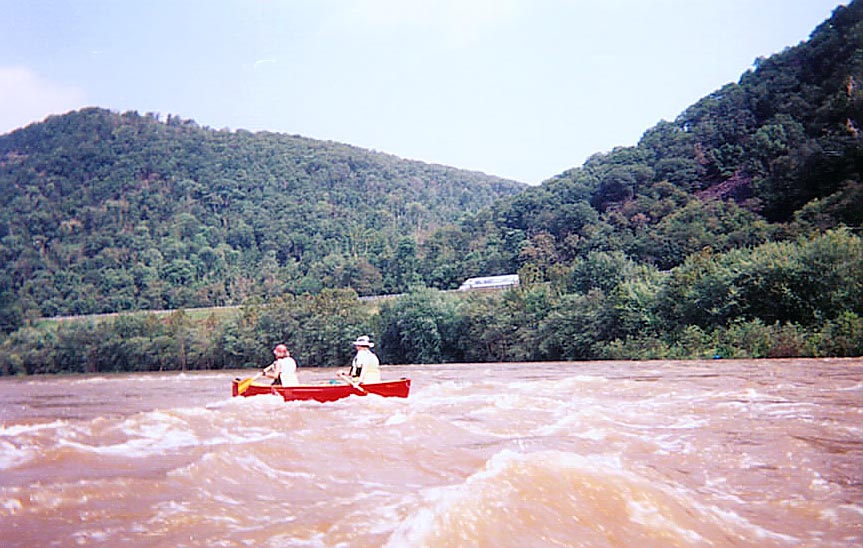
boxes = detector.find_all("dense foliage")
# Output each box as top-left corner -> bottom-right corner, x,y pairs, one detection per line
412,1 -> 862,279
1,229 -> 860,376
0,110 -> 525,327
1,2 -> 861,372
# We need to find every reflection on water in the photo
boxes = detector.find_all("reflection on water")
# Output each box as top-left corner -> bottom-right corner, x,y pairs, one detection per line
1,358 -> 861,547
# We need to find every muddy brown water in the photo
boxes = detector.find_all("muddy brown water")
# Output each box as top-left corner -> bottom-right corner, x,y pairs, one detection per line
1,358 -> 860,547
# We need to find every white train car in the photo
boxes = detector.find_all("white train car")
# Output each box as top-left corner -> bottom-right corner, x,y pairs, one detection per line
458,274 -> 520,291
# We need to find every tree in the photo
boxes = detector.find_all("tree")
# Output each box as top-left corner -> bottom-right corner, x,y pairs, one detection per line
377,288 -> 462,364
538,290 -> 613,360
570,250 -> 635,295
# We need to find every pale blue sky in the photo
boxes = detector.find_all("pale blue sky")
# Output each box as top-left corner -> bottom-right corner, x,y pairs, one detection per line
0,1 -> 844,184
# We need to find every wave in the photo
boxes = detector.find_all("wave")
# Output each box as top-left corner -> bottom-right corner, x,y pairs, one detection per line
0,401 -> 291,470
0,439 -> 34,470
386,449 -> 798,547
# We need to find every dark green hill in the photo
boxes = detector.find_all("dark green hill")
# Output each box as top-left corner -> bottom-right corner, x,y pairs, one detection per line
0,109 -> 525,328
424,1 -> 861,275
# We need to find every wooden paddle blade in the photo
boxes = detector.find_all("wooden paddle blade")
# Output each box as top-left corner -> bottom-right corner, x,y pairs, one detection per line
337,373 -> 366,394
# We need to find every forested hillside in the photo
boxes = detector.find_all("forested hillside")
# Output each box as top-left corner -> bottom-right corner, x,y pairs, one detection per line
419,0 -> 861,276
1,2 -> 861,373
0,109 -> 525,329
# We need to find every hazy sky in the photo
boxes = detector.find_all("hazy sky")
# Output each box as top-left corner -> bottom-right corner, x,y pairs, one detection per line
0,0 -> 844,184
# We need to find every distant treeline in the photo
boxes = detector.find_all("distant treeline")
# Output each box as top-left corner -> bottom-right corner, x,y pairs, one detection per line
2,229 -> 859,375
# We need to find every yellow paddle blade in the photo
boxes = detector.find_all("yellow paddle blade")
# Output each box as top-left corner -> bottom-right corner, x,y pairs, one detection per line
237,375 -> 256,394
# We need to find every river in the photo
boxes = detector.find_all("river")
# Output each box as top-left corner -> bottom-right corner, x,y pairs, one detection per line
1,358 -> 860,547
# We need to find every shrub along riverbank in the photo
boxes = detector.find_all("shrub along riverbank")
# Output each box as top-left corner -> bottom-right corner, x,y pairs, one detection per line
1,229 -> 860,375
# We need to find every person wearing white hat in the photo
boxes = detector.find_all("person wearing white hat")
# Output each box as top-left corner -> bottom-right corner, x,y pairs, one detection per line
345,335 -> 380,384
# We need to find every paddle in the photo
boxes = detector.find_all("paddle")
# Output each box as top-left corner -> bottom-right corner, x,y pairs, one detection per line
337,372 -> 366,394
237,372 -> 264,395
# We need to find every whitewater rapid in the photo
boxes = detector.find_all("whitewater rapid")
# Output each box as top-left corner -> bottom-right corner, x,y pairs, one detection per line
1,358 -> 860,547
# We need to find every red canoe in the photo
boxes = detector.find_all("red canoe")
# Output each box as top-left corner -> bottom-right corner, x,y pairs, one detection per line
231,377 -> 411,402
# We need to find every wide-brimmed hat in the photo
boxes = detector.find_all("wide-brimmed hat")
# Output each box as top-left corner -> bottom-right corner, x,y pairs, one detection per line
351,335 -> 374,348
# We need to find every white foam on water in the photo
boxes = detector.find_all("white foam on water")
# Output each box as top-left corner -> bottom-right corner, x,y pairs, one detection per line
384,412 -> 409,426
569,374 -> 606,383
383,497 -> 442,547
412,379 -> 471,398
171,406 -> 213,417
842,503 -> 863,515
21,477 -> 133,513
71,528 -> 115,544
759,402 -> 817,420
808,472 -> 835,494
489,391 -> 531,410
0,420 -> 72,469
148,499 -> 192,525
626,497 -> 706,544
48,406 -> 282,459
410,391 -> 491,413
206,392 -> 289,411
58,429 -> 197,458
1,497 -> 24,514
661,415 -> 710,429
0,419 -> 68,437
68,376 -> 112,384
533,405 -> 607,437
820,506 -> 840,524
650,431 -> 692,450
0,439 -> 33,469
701,476 -> 749,505
571,427 -> 607,441
742,387 -> 789,403
693,501 -> 801,543
331,486 -> 416,538
224,452 -> 295,481
836,380 -> 863,392
715,400 -> 748,411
